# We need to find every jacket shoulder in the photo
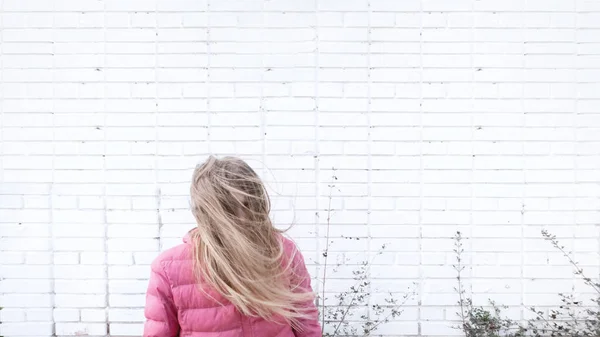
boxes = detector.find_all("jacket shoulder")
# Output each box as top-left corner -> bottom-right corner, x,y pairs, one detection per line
151,243 -> 192,269
281,235 -> 300,254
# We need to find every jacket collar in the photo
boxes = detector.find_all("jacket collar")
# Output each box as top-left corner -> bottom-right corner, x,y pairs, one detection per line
183,228 -> 196,244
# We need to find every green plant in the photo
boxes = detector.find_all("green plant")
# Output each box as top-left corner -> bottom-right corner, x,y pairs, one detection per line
454,229 -> 600,337
453,231 -> 527,337
521,230 -> 600,337
320,245 -> 416,337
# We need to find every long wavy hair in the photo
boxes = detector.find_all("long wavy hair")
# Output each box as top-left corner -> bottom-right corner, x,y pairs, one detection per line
189,156 -> 313,329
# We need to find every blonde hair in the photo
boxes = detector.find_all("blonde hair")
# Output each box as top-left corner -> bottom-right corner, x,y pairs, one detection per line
190,156 -> 313,329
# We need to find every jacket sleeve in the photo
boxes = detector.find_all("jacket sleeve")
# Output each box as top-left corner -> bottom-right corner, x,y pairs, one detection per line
290,246 -> 322,337
143,259 -> 180,337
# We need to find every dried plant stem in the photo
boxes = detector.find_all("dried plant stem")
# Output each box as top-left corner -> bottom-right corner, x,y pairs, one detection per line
364,288 -> 416,336
542,229 -> 600,294
321,180 -> 334,330
454,231 -> 468,330
331,253 -> 391,336
528,307 -> 563,335
331,284 -> 362,336
320,169 -> 411,336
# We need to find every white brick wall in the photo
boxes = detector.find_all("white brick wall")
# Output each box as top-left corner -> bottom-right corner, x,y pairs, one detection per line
1,0 -> 599,336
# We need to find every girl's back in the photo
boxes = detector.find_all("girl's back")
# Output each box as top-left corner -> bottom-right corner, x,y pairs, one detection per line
143,156 -> 321,337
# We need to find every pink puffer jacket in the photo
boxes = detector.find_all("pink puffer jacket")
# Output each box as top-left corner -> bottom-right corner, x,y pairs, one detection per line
143,230 -> 322,337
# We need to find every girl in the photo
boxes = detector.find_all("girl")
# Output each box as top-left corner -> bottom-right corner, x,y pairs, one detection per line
143,156 -> 322,337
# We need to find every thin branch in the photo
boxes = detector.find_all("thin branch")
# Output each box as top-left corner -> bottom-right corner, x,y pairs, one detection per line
321,181 -> 334,329
364,286 -> 417,336
331,252 -> 386,336
542,229 -> 600,294
331,273 -> 364,336
454,231 -> 469,331
321,169 -> 337,330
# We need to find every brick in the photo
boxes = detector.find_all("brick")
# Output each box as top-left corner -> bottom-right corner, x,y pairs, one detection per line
0,323 -> 53,336
53,309 -> 80,322
80,309 -> 106,322
56,323 -> 107,336
0,265 -> 52,279
0,308 -> 26,322
108,308 -> 145,322
109,280 -> 149,294
1,294 -> 53,308
25,309 -> 52,321
109,323 -> 144,336
55,294 -> 106,308
54,266 -> 107,280
109,294 -> 146,307
81,252 -> 107,265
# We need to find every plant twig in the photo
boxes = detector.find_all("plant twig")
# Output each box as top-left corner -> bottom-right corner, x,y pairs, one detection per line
364,285 -> 417,336
321,170 -> 336,329
331,267 -> 366,336
320,169 -> 412,336
453,231 -> 469,330
330,248 -> 391,336
542,229 -> 600,294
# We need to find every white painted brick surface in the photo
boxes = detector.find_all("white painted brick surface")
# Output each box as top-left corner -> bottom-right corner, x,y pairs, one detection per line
0,0 -> 599,336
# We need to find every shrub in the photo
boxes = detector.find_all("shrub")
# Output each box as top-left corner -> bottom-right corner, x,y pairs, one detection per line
453,231 -> 527,337
317,171 -> 416,336
453,230 -> 600,337
521,230 -> 600,337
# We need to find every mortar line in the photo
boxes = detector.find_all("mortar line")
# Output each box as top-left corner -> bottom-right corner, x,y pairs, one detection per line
313,0 -> 322,306
49,0 -> 58,333
0,0 -> 3,190
102,1 -> 110,334
206,0 -> 212,155
260,0 -> 266,180
417,2 -> 424,334
573,0 -> 583,292
0,2 -> 4,306
520,0 -> 527,322
366,0 -> 374,325
154,0 -> 162,254
468,0 -> 475,305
